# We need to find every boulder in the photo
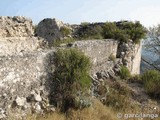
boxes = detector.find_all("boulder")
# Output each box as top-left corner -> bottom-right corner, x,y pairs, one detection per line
35,18 -> 71,46
15,97 -> 26,107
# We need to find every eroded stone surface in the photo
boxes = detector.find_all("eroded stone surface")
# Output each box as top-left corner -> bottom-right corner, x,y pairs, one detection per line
0,16 -> 33,37
71,39 -> 118,74
35,18 -> 72,45
0,37 -> 46,56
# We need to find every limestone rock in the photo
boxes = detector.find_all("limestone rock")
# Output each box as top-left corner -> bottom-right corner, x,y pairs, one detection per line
15,97 -> 26,107
108,69 -> 116,79
30,90 -> 42,102
34,103 -> 41,113
0,16 -> 34,37
0,108 -> 6,119
34,94 -> 42,102
35,18 -> 71,45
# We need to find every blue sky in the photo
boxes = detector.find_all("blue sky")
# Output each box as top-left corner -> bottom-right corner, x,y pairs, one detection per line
0,0 -> 160,27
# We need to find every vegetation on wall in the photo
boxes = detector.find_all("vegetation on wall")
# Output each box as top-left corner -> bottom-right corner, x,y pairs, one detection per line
74,21 -> 146,43
76,23 -> 104,40
50,20 -> 146,47
116,21 -> 146,43
119,66 -> 131,79
51,38 -> 75,47
102,22 -> 129,43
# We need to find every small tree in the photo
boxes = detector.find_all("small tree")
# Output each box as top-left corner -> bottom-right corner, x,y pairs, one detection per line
103,22 -> 130,43
53,49 -> 91,111
142,25 -> 160,71
116,21 -> 146,43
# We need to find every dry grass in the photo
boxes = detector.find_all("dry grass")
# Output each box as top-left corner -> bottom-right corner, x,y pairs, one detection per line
23,98 -> 118,120
66,98 -> 118,120
27,113 -> 66,120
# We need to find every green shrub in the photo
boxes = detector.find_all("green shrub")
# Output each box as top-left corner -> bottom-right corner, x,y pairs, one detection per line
102,22 -> 117,39
103,22 -> 130,43
52,38 -> 75,47
60,26 -> 71,37
141,70 -> 160,98
74,21 -> 146,44
75,24 -> 104,40
53,49 -> 91,111
119,66 -> 131,79
116,21 -> 146,43
114,29 -> 130,43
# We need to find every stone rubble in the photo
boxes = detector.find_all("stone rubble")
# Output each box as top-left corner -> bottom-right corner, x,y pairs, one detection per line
15,97 -> 26,107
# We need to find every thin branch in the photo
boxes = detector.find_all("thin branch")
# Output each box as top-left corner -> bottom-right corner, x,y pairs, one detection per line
141,57 -> 160,71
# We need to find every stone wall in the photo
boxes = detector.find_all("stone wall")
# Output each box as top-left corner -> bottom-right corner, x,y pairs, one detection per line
117,41 -> 142,74
0,37 -> 46,56
70,39 -> 118,75
0,16 -> 53,119
0,38 -> 142,119
0,16 -> 33,37
0,50 -> 56,119
128,43 -> 142,74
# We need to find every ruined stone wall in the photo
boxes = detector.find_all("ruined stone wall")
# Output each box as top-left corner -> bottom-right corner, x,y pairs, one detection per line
0,16 -> 54,119
0,50 -> 56,119
0,16 -> 142,119
71,39 -> 118,75
0,16 -> 33,37
35,18 -> 142,75
0,37 -> 45,56
129,43 -> 142,75
117,41 -> 142,75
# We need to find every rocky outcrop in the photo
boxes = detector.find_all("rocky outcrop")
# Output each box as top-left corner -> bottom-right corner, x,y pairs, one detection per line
35,18 -> 72,45
0,16 -> 34,37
